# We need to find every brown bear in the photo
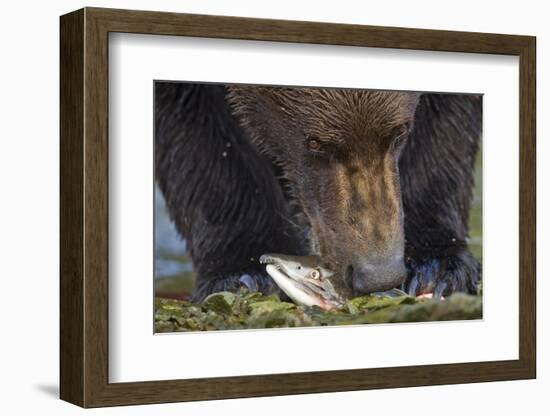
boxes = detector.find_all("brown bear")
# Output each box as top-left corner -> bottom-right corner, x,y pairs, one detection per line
155,82 -> 481,302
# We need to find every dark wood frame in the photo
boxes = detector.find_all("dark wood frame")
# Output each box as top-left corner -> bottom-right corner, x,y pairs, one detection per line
60,7 -> 536,408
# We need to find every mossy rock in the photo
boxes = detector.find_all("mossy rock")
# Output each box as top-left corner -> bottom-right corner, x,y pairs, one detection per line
154,290 -> 482,332
202,292 -> 236,315
345,294 -> 416,314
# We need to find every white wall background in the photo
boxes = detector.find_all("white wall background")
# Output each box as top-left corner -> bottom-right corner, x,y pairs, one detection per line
0,0 -> 545,414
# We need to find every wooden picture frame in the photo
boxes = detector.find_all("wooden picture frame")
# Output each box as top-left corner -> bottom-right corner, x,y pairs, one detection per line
60,7 -> 536,408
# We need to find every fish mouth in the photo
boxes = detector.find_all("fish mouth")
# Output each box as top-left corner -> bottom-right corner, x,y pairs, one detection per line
259,254 -> 342,310
258,254 -> 281,267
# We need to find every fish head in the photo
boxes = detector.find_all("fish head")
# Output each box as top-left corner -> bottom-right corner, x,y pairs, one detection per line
259,254 -> 350,310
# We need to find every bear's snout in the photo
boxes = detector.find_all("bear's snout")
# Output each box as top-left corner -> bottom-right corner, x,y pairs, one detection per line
345,255 -> 406,294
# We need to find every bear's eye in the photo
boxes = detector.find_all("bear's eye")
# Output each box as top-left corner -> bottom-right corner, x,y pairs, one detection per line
392,122 -> 411,139
390,122 -> 411,155
307,138 -> 322,151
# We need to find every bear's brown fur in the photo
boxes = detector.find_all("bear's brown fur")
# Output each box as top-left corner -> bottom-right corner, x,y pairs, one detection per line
155,83 -> 481,301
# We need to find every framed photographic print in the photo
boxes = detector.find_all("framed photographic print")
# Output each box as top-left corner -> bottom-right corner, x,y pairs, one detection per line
60,7 -> 536,408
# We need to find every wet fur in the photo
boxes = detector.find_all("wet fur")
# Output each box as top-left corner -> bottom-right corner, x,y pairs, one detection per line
155,82 -> 481,301
155,84 -> 305,300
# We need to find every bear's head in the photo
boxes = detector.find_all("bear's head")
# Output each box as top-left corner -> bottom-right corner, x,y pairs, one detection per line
227,86 -> 420,295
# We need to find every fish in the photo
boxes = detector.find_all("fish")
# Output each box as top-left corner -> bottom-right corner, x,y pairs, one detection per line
259,253 -> 408,311
259,254 -> 348,310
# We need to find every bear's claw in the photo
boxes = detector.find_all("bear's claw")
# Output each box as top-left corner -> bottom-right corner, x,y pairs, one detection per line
405,249 -> 480,297
238,274 -> 259,292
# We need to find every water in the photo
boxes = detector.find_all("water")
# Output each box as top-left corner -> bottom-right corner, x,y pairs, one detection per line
154,188 -> 196,298
468,150 -> 483,262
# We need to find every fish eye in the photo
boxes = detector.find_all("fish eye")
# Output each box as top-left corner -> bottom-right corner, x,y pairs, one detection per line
310,270 -> 320,280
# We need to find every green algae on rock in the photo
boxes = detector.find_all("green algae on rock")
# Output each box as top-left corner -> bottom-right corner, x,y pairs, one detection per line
154,290 -> 482,333
202,292 -> 237,315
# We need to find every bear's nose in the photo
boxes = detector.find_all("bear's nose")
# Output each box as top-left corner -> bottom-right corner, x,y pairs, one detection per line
345,256 -> 406,294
